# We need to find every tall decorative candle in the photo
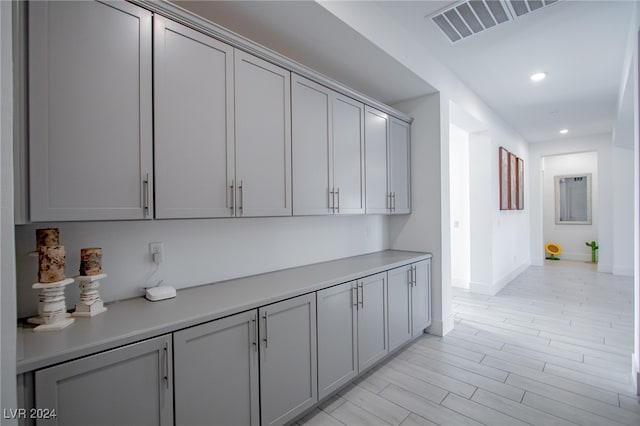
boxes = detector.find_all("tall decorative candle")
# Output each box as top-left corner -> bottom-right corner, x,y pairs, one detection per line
36,228 -> 60,249
79,248 -> 102,276
38,245 -> 66,283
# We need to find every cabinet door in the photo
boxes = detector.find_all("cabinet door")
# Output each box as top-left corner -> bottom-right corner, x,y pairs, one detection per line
412,259 -> 432,337
35,335 -> 172,426
29,1 -> 153,221
259,293 -> 317,426
174,310 -> 259,426
235,50 -> 292,217
389,118 -> 411,214
317,281 -> 358,399
357,272 -> 388,372
387,265 -> 413,351
365,107 -> 390,214
332,94 -> 365,215
154,16 -> 235,219
291,74 -> 333,215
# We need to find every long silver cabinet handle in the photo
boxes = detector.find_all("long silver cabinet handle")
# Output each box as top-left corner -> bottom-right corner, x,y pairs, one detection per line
352,285 -> 358,307
239,180 -> 244,216
336,187 -> 340,213
252,315 -> 258,352
230,180 -> 235,216
143,173 -> 150,217
262,311 -> 268,348
392,192 -> 396,212
388,192 -> 392,211
359,282 -> 364,309
413,265 -> 417,287
329,188 -> 335,213
163,341 -> 169,389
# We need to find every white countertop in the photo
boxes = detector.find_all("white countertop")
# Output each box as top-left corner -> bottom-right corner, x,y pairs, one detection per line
17,249 -> 430,374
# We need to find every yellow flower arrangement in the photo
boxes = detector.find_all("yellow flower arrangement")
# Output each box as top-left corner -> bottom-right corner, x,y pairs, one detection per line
545,242 -> 562,260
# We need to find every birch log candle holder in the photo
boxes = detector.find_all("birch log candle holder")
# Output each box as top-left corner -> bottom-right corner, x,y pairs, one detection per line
73,248 -> 107,317
27,233 -> 75,331
28,244 -> 74,331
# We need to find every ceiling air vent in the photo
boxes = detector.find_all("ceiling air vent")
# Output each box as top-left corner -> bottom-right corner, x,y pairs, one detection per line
431,0 -> 560,43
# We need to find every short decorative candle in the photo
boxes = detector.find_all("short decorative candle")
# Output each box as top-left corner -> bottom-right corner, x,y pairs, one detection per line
79,247 -> 102,276
36,228 -> 60,249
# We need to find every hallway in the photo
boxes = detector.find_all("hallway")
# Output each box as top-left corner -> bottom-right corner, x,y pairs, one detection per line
299,261 -> 639,425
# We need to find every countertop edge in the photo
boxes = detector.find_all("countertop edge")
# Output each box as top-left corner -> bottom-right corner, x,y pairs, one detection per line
17,250 -> 431,374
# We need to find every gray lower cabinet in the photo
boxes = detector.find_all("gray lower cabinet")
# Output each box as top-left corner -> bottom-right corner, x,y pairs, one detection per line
173,310 -> 259,426
317,281 -> 358,399
34,335 -> 172,426
357,272 -> 389,371
317,272 -> 388,399
388,259 -> 432,345
259,293 -> 317,426
412,259 -> 432,337
387,264 -> 413,351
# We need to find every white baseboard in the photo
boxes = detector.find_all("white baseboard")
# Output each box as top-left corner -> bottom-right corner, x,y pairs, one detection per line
428,314 -> 455,337
470,261 -> 530,296
597,263 -> 613,273
451,278 -> 470,289
559,253 -> 590,262
633,353 -> 639,395
531,257 -> 544,266
612,265 -> 634,277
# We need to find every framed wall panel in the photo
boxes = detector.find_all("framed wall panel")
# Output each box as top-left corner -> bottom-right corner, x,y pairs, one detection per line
499,147 -> 509,210
517,157 -> 524,210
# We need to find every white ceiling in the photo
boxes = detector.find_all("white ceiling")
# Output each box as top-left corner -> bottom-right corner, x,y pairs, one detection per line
174,0 -> 634,143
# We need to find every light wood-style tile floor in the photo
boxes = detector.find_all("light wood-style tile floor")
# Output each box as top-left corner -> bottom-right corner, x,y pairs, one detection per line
298,260 -> 639,425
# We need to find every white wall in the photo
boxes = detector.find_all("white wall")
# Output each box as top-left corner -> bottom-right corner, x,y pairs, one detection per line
322,1 -> 531,320
449,124 -> 470,288
541,152 -> 598,262
530,134 -> 613,272
390,93 -> 453,336
613,146 -> 635,276
1,0 -> 17,418
468,132 -> 494,291
15,215 -> 389,317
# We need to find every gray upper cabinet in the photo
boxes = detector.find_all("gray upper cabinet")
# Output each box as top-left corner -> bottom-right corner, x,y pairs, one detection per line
387,264 -> 413,351
174,310 -> 259,426
28,1 -> 153,221
259,293 -> 317,426
317,281 -> 358,399
292,75 -> 332,215
365,108 -> 411,214
153,16 -> 234,219
234,50 -> 292,217
364,107 -> 390,214
389,117 -> 411,214
332,94 -> 366,214
292,74 -> 365,215
34,335 -> 172,426
412,259 -> 432,337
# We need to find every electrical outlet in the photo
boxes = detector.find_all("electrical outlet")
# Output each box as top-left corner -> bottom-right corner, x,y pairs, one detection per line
149,242 -> 164,264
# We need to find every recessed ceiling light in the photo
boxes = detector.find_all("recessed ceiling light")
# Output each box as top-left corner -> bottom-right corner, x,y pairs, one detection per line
559,129 -> 569,134
530,72 -> 547,82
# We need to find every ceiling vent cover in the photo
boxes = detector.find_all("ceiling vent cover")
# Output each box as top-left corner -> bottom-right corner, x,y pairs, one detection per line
431,0 -> 559,43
